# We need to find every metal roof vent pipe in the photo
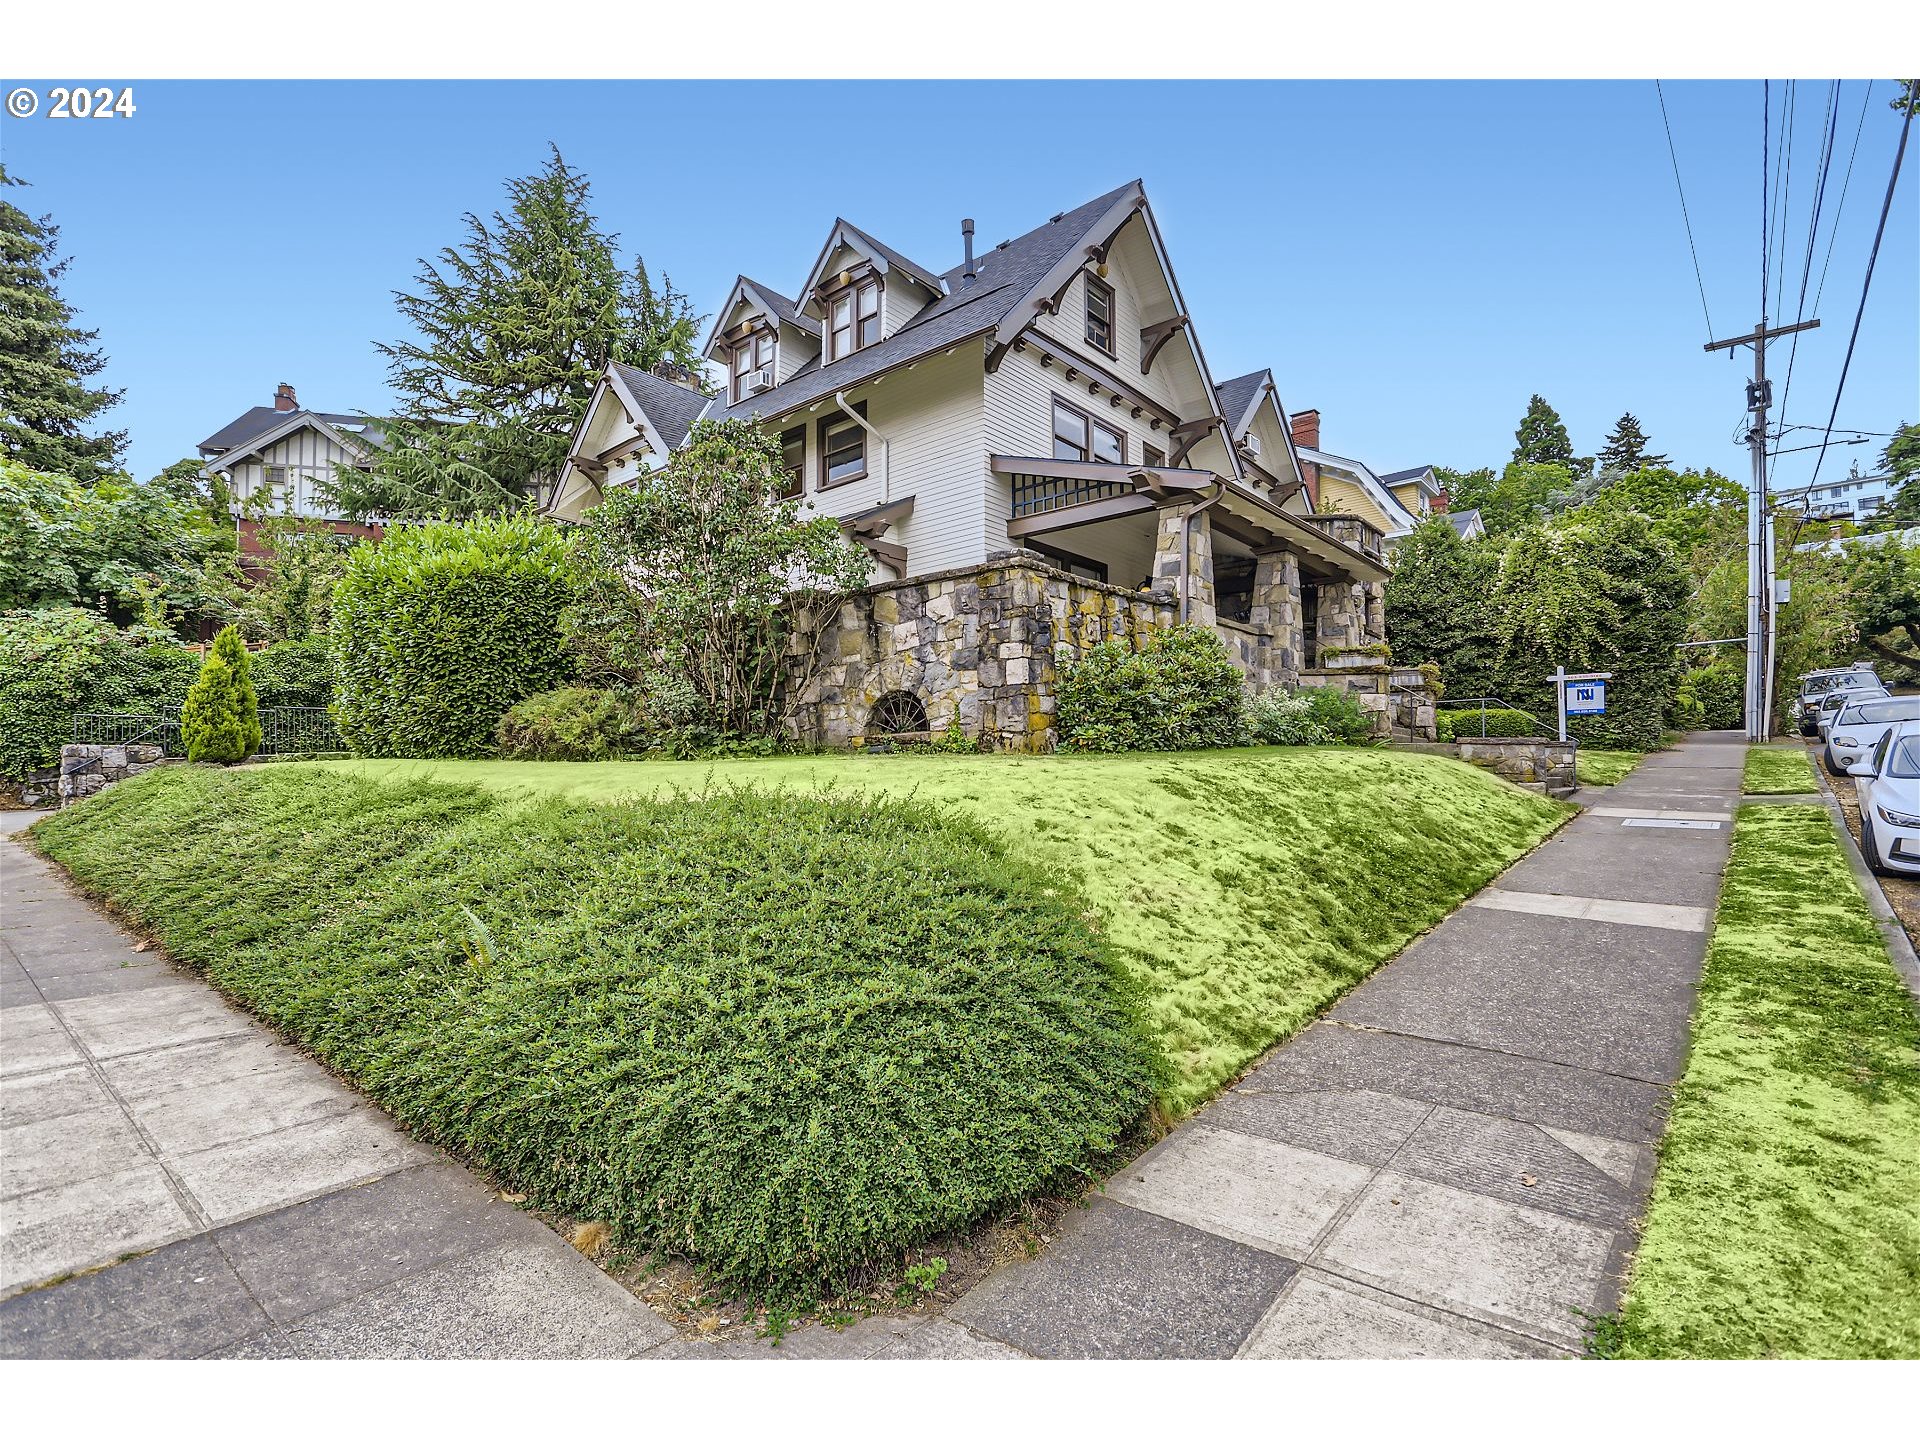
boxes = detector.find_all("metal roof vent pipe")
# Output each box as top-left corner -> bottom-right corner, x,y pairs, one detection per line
961,218 -> 976,284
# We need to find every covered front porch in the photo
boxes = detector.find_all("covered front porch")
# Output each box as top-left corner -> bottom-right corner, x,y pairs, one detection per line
993,454 -> 1392,689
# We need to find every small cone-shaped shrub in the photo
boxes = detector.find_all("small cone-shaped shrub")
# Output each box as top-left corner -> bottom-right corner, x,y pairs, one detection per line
181,626 -> 263,764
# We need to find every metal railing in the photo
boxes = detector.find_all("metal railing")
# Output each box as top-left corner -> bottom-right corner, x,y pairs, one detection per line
72,707 -> 343,757
1436,696 -> 1562,741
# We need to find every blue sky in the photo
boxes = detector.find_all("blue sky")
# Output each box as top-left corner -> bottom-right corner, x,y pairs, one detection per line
3,79 -> 1914,491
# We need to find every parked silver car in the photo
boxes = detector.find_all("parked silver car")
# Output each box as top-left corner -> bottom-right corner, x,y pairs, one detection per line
1797,665 -> 1882,736
1816,685 -> 1890,739
1848,720 -> 1920,877
1824,694 -> 1920,775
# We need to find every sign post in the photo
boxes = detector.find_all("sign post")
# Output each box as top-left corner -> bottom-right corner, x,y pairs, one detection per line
1551,668 -> 1613,743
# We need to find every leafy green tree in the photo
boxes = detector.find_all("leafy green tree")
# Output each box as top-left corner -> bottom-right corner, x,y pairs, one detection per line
1597,413 -> 1668,474
330,148 -> 704,520
1494,507 -> 1690,748
0,167 -> 125,481
1384,516 -> 1503,698
1583,466 -> 1746,573
1482,461 -> 1575,537
1879,422 -> 1920,527
1434,465 -> 1496,517
181,625 -> 262,764
0,458 -> 224,626
1835,536 -> 1920,674
197,508 -> 354,643
1512,395 -> 1581,475
563,418 -> 871,737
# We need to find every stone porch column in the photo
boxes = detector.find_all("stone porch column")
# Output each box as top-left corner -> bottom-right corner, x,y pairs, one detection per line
1249,550 -> 1303,688
1151,501 -> 1216,627
1364,582 -> 1387,644
1313,581 -> 1369,661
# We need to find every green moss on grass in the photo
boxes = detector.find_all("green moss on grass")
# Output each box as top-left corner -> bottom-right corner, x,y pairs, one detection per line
1743,743 -> 1817,795
1611,804 -> 1920,1358
317,747 -> 1566,1112
1575,749 -> 1643,788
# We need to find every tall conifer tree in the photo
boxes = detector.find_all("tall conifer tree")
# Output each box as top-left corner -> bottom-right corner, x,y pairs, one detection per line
0,166 -> 125,481
1597,412 -> 1668,474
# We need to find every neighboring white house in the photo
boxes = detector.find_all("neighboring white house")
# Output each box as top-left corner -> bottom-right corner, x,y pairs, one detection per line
197,384 -> 386,552
553,180 -> 1437,749
1774,465 -> 1897,524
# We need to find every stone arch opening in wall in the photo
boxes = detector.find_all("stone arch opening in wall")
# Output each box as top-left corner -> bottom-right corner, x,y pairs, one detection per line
866,690 -> 929,739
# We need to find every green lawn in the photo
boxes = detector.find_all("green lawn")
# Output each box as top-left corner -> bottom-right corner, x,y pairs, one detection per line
319,747 -> 1567,1112
1608,804 -> 1920,1358
1574,749 -> 1643,788
1743,743 -> 1817,795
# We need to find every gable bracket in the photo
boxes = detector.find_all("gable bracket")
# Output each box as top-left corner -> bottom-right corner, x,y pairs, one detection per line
1166,415 -> 1224,467
1140,315 -> 1190,376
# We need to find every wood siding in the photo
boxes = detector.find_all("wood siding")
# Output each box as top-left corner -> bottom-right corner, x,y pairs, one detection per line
224,425 -> 368,520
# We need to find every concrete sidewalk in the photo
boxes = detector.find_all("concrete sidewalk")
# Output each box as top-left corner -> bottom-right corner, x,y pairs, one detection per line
931,733 -> 1744,1358
0,811 -> 675,1358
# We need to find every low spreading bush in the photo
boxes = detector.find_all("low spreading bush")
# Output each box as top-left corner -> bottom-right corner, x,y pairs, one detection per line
331,514 -> 576,758
495,687 -> 641,761
1057,624 -> 1247,752
251,635 -> 334,710
1441,706 -> 1539,739
30,767 -> 1163,1306
181,626 -> 261,764
1243,692 -> 1334,746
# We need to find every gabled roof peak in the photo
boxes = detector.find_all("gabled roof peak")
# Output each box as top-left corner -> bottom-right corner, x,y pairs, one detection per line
798,218 -> 944,311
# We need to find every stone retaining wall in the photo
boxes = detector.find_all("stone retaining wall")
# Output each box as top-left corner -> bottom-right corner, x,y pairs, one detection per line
1299,664 -> 1440,742
1456,736 -> 1576,794
58,743 -> 177,806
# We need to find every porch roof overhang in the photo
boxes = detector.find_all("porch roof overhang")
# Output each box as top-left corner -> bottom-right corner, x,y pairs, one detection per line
995,454 -> 1387,584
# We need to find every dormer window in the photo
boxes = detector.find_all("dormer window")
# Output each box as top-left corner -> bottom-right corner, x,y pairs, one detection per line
827,277 -> 881,362
729,329 -> 776,404
1084,273 -> 1115,355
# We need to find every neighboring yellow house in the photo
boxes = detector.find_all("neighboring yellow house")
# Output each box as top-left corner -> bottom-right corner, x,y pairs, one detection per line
1287,410 -> 1421,539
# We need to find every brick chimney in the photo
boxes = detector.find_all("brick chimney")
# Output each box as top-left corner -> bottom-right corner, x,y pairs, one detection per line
1430,486 -> 1450,515
1289,407 -> 1319,451
274,382 -> 298,412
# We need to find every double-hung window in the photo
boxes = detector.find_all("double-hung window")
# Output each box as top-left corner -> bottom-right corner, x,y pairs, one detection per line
1084,273 -> 1115,355
730,330 -> 776,403
827,278 -> 881,361
818,402 -> 868,488
778,425 -> 806,499
1052,397 -> 1124,466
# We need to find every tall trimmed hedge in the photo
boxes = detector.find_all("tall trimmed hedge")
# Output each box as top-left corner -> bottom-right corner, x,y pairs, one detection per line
331,515 -> 576,758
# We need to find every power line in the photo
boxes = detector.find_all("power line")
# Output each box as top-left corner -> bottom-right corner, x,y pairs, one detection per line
1812,83 -> 1874,321
1761,79 -> 1771,321
1655,80 -> 1715,341
1770,80 -> 1796,315
1785,86 -> 1916,554
1769,80 -> 1841,484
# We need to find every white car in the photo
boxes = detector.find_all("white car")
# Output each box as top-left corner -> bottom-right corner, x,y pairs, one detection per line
1849,720 -> 1920,878
1823,694 -> 1920,776
1798,666 -> 1883,735
1816,686 -> 1889,738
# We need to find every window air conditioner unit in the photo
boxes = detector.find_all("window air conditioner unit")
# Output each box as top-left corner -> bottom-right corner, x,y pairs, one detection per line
745,366 -> 775,395
1238,433 -> 1261,459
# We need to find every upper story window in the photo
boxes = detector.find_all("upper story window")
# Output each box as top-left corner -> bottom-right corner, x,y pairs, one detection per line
827,278 -> 881,362
818,402 -> 869,489
1052,397 -> 1124,466
1084,273 -> 1115,355
730,329 -> 777,403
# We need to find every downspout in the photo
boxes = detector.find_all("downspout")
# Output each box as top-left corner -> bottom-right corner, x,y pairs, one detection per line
1179,480 -> 1227,623
832,392 -> 890,503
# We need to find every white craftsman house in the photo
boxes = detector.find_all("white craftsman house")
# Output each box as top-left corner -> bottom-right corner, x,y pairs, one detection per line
197,384 -> 385,555
554,181 -> 1439,749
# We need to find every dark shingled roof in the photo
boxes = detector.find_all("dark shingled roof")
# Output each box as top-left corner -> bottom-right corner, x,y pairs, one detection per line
1214,371 -> 1269,433
714,181 -> 1140,426
739,277 -> 817,335
1380,465 -> 1436,486
1448,507 -> 1485,536
829,219 -> 945,295
609,362 -> 715,451
197,407 -> 380,457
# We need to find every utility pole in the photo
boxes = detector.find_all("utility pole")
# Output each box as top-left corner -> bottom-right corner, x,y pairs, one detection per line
1704,316 -> 1818,741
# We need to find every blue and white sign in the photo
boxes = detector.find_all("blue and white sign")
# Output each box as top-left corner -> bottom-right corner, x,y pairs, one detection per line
1565,680 -> 1607,716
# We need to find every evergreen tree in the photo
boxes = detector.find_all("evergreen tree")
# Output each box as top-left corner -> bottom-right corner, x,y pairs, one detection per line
1511,394 -> 1577,472
181,625 -> 262,764
329,147 -> 705,521
1596,412 -> 1668,474
0,166 -> 125,481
